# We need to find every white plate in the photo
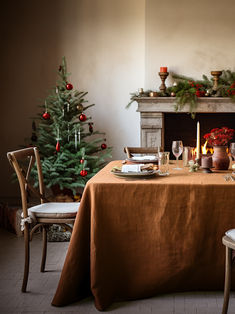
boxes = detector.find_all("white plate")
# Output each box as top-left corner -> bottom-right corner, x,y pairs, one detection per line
126,157 -> 158,164
111,170 -> 157,178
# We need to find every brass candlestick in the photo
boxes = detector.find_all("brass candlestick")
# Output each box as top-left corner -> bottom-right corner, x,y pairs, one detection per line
211,71 -> 222,92
159,72 -> 169,93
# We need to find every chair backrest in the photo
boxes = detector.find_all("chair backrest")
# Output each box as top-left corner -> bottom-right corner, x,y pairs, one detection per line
7,147 -> 47,218
124,147 -> 161,159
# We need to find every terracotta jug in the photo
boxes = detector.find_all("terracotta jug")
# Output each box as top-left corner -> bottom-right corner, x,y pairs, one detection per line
212,146 -> 230,170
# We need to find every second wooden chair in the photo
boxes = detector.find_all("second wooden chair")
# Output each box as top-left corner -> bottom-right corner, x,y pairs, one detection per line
124,146 -> 160,159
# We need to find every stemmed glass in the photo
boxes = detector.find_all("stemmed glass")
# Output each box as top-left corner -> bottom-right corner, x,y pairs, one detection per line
230,142 -> 235,173
172,140 -> 183,170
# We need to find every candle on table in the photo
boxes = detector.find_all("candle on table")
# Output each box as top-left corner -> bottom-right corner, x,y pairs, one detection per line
196,121 -> 200,160
160,67 -> 168,73
201,155 -> 212,168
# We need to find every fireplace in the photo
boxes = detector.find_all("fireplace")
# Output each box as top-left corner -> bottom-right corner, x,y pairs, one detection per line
164,113 -> 235,158
136,97 -> 235,157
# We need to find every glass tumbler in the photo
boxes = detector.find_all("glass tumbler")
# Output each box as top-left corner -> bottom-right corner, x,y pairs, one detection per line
158,152 -> 170,176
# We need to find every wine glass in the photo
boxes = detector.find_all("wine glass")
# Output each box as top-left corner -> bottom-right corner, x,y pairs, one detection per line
230,142 -> 235,173
172,140 -> 183,170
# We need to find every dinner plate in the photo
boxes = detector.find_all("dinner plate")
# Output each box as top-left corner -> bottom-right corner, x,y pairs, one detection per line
111,170 -> 157,178
126,157 -> 158,163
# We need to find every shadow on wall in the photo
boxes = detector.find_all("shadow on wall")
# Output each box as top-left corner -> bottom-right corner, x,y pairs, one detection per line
0,0 -> 67,203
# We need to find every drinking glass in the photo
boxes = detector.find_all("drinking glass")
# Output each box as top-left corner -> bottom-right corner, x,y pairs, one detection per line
158,152 -> 170,176
172,140 -> 183,170
230,142 -> 235,173
230,143 -> 235,159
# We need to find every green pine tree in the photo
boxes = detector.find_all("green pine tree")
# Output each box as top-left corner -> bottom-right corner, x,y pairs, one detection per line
29,57 -> 111,194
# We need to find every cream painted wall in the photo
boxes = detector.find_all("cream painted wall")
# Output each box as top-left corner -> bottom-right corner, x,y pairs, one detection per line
60,0 -> 145,160
1,0 -> 145,201
1,0 -> 235,201
146,0 -> 235,90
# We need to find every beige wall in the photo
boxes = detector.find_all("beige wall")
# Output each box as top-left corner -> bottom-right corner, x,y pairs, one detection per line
146,0 -> 235,89
1,0 -> 235,201
1,0 -> 145,201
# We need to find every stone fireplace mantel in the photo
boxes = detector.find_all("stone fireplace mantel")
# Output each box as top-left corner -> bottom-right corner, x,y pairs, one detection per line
136,97 -> 235,148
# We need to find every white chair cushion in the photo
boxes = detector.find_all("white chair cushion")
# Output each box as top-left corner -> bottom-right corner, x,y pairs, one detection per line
28,202 -> 79,219
225,229 -> 235,241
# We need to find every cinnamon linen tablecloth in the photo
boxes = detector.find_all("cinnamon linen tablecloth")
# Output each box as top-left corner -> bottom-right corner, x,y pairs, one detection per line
52,161 -> 235,311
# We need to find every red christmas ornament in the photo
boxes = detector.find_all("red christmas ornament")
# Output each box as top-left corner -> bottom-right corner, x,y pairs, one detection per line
101,143 -> 107,150
56,141 -> 60,152
79,113 -> 87,122
42,112 -> 50,120
80,159 -> 85,164
66,83 -> 73,90
80,169 -> 88,177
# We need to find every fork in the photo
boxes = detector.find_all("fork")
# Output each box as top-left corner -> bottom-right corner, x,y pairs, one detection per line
224,174 -> 235,181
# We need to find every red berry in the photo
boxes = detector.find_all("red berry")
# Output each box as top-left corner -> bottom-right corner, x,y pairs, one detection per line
79,113 -> 87,122
80,159 -> 84,164
80,169 -> 88,177
101,143 -> 107,150
42,112 -> 50,120
66,83 -> 73,90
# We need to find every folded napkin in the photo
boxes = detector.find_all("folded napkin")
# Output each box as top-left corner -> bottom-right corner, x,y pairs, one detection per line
122,164 -> 144,172
225,229 -> 235,241
131,155 -> 157,161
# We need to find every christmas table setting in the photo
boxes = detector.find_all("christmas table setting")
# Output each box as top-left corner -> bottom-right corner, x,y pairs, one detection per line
52,156 -> 235,311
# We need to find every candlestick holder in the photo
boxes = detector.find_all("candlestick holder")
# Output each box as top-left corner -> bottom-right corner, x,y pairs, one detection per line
211,71 -> 222,92
158,72 -> 169,94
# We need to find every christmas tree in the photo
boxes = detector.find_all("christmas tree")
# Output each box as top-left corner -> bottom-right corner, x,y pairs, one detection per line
29,57 -> 111,194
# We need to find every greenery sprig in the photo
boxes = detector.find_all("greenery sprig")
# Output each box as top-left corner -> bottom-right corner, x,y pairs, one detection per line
127,70 -> 235,119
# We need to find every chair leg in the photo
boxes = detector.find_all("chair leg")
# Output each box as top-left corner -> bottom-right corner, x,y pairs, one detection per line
40,225 -> 47,272
222,246 -> 233,314
22,223 -> 30,292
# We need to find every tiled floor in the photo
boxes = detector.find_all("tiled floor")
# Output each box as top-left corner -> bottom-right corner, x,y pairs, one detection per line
0,227 -> 233,314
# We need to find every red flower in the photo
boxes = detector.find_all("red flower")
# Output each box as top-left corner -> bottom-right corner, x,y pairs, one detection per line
203,126 -> 235,146
211,128 -> 219,133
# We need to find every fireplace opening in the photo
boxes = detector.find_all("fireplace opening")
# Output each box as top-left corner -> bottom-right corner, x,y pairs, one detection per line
164,113 -> 235,159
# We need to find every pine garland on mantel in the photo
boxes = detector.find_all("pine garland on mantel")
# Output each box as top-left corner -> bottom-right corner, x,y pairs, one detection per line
127,70 -> 235,118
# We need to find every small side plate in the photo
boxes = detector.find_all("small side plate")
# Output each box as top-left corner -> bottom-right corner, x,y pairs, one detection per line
126,157 -> 158,164
111,170 -> 157,178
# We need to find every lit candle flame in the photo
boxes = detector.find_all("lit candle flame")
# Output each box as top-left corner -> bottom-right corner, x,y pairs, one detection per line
202,141 -> 208,154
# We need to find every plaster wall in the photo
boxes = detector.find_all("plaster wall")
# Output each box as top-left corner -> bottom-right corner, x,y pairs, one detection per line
1,0 -> 235,201
146,0 -> 235,90
0,0 -> 145,201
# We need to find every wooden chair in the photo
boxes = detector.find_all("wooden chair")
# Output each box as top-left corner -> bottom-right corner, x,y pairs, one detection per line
7,147 -> 79,292
222,233 -> 235,314
124,146 -> 161,159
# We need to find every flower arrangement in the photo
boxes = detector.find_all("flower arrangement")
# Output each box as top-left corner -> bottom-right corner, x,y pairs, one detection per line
203,127 -> 235,146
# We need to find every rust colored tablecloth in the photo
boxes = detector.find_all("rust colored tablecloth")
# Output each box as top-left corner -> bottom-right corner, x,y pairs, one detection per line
52,161 -> 235,310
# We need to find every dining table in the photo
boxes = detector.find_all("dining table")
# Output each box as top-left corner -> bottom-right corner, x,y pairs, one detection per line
52,160 -> 235,311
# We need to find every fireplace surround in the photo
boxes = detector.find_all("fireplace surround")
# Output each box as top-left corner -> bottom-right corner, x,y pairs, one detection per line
136,97 -> 235,150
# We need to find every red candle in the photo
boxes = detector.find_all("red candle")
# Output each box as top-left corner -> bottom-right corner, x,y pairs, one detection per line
160,67 -> 168,73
